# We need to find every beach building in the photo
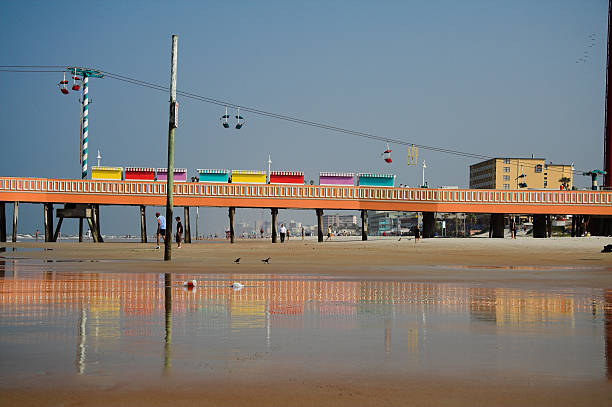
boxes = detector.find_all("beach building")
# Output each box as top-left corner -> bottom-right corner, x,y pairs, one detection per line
469,158 -> 573,190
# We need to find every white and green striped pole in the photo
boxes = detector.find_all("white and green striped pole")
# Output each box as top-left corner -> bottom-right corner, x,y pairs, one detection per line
82,74 -> 89,179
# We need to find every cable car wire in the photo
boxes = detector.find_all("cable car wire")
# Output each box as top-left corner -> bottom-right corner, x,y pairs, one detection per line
0,65 -> 593,177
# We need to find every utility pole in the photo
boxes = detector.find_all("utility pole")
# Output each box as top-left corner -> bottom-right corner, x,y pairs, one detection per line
165,35 -> 178,261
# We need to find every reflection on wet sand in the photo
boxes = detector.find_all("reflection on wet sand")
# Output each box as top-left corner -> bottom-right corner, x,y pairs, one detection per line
0,268 -> 610,383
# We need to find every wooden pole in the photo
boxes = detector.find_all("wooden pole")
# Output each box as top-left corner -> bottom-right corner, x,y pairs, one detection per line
12,202 -> 18,243
0,202 -> 6,243
78,218 -> 83,242
183,207 -> 191,243
271,208 -> 278,243
316,209 -> 324,242
87,218 -> 98,243
140,205 -> 147,243
165,34 -> 178,261
229,207 -> 235,243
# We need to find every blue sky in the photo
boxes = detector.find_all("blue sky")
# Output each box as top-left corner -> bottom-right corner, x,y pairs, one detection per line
0,0 -> 608,236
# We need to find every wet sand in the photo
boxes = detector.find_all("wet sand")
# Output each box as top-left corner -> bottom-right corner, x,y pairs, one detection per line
2,237 -> 612,406
2,236 -> 612,288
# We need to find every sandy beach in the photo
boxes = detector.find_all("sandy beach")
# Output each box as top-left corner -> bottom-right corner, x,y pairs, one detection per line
2,236 -> 612,406
2,236 -> 612,288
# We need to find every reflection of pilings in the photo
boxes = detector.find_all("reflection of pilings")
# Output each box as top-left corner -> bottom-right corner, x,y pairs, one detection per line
605,290 -> 612,381
76,305 -> 87,374
163,273 -> 172,375
384,319 -> 391,355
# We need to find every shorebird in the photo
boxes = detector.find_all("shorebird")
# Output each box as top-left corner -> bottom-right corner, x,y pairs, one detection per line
261,257 -> 271,264
234,258 -> 241,264
231,282 -> 244,290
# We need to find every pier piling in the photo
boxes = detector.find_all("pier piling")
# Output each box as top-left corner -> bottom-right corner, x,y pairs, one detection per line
0,203 -> 6,243
490,213 -> 505,238
533,214 -> 546,238
228,207 -> 235,243
422,212 -> 435,238
360,209 -> 367,241
271,208 -> 278,243
317,209 -> 324,242
140,205 -> 147,243
184,207 -> 191,243
12,202 -> 18,242
44,203 -> 53,242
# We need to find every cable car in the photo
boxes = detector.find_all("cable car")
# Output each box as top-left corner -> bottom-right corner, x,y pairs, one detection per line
71,69 -> 81,91
235,107 -> 245,129
382,143 -> 392,163
58,72 -> 69,94
220,107 -> 230,128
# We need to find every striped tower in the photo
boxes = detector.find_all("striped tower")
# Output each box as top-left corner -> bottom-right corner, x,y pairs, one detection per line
82,74 -> 89,179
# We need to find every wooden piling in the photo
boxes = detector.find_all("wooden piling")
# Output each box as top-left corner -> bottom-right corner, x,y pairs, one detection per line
12,202 -> 18,242
140,205 -> 147,243
422,212 -> 435,238
44,203 -> 53,242
93,205 -> 103,242
53,217 -> 64,242
490,213 -> 505,238
533,214 -> 546,238
184,207 -> 191,243
0,202 -> 6,243
316,209 -> 324,242
78,218 -> 83,242
229,207 -> 235,243
271,208 -> 278,243
360,209 -> 368,241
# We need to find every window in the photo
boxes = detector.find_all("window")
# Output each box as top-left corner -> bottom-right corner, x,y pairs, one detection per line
503,184 -> 510,190
503,167 -> 510,173
535,164 -> 542,173
503,175 -> 510,181
504,158 -> 510,164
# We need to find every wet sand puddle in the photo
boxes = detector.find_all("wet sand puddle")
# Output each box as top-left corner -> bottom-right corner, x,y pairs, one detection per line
0,258 -> 611,388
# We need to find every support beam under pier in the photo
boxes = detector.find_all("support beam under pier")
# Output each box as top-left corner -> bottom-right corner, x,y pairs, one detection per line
317,209 -> 324,242
533,214 -> 546,238
184,207 -> 191,244
93,205 -> 103,243
0,203 -> 6,243
228,207 -> 235,244
360,209 -> 367,241
140,205 -> 147,243
12,202 -> 18,243
44,203 -> 53,242
490,213 -> 505,238
271,208 -> 278,243
422,212 -> 435,238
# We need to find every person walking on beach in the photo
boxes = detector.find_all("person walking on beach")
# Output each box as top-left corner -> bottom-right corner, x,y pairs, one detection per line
155,212 -> 166,249
326,226 -> 332,241
279,223 -> 287,243
414,224 -> 420,242
510,216 -> 517,239
260,227 -> 264,239
301,226 -> 305,241
175,216 -> 183,248
35,229 -> 39,242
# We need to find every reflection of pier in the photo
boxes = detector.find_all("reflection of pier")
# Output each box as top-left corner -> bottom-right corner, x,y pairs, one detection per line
606,290 -> 612,381
0,273 -> 594,322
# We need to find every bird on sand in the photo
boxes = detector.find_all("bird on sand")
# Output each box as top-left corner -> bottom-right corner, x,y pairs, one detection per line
261,257 -> 271,264
234,258 -> 241,264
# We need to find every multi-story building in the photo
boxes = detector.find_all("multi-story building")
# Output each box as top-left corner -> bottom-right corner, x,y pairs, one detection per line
322,214 -> 357,232
367,211 -> 417,236
469,158 -> 573,190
